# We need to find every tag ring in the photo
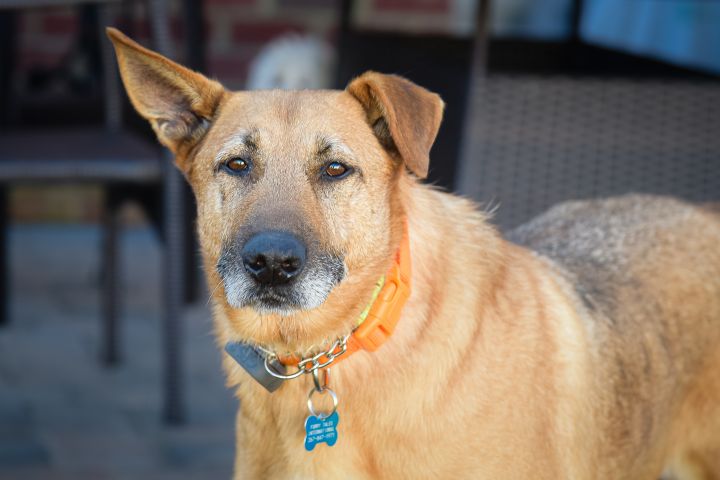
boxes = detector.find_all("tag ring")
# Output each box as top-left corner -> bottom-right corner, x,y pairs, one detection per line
264,358 -> 305,380
307,387 -> 338,419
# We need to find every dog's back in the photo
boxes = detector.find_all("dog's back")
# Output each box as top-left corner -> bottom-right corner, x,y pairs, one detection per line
508,194 -> 720,324
509,194 -> 720,478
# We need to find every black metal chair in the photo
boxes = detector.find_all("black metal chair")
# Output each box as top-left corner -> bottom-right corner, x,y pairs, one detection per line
0,0 -> 188,424
458,0 -> 720,230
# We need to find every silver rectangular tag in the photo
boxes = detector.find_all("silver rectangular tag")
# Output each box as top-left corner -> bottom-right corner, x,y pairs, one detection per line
225,342 -> 286,393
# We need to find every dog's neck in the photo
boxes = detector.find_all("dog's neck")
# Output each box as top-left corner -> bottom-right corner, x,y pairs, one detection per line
259,275 -> 386,360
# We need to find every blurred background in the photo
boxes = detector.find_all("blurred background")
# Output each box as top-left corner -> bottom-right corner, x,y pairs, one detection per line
0,0 -> 718,478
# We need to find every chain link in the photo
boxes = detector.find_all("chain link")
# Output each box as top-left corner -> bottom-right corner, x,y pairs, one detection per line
263,335 -> 349,380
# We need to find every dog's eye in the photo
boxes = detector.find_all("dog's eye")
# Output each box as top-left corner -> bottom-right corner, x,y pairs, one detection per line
222,158 -> 251,176
323,161 -> 351,179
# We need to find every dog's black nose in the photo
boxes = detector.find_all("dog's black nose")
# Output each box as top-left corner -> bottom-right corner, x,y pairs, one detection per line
241,231 -> 306,286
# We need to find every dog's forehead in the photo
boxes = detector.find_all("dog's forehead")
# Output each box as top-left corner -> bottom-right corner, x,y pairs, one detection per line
213,89 -> 367,143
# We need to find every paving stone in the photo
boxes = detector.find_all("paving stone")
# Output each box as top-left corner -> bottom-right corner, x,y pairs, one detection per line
0,387 -> 33,436
43,431 -> 160,472
0,225 -> 236,478
160,429 -> 235,469
0,437 -> 50,468
0,467 -> 115,480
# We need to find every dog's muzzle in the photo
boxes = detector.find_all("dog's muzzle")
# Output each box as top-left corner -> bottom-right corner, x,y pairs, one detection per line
216,230 -> 346,314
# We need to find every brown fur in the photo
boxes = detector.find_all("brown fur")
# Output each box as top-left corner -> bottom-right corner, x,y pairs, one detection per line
109,28 -> 720,479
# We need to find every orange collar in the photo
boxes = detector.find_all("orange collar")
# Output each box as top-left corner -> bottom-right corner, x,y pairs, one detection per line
278,225 -> 412,368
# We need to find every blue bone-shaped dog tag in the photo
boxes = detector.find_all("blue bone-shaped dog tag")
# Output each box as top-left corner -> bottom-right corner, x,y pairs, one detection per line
304,411 -> 339,451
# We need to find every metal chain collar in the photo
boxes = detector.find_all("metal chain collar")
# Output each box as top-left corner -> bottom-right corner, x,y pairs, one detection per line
261,334 -> 349,381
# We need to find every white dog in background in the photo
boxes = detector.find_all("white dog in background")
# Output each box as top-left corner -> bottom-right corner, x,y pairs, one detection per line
246,34 -> 336,90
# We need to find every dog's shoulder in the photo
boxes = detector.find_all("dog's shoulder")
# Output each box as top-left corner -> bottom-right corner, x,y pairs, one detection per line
507,194 -> 716,319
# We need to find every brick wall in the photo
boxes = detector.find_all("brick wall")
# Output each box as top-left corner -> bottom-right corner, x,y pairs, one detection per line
365,0 -> 475,36
14,0 -> 472,90
204,0 -> 339,88
10,0 -> 470,222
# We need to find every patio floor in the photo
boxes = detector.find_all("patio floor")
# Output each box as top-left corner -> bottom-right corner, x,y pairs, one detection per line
0,224 -> 236,479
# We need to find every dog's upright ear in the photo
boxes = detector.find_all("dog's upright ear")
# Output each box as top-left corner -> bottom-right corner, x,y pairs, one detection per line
106,27 -> 225,163
346,71 -> 444,179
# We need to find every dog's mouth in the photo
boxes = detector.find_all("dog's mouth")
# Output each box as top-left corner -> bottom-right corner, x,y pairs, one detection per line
247,288 -> 305,315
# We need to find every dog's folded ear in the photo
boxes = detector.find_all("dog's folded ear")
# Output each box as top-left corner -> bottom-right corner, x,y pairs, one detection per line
106,28 -> 225,164
346,72 -> 444,179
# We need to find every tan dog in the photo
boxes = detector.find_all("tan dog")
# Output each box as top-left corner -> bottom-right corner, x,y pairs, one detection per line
108,28 -> 720,479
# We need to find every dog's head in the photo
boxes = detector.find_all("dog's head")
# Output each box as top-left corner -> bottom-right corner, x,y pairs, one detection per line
108,28 -> 443,350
